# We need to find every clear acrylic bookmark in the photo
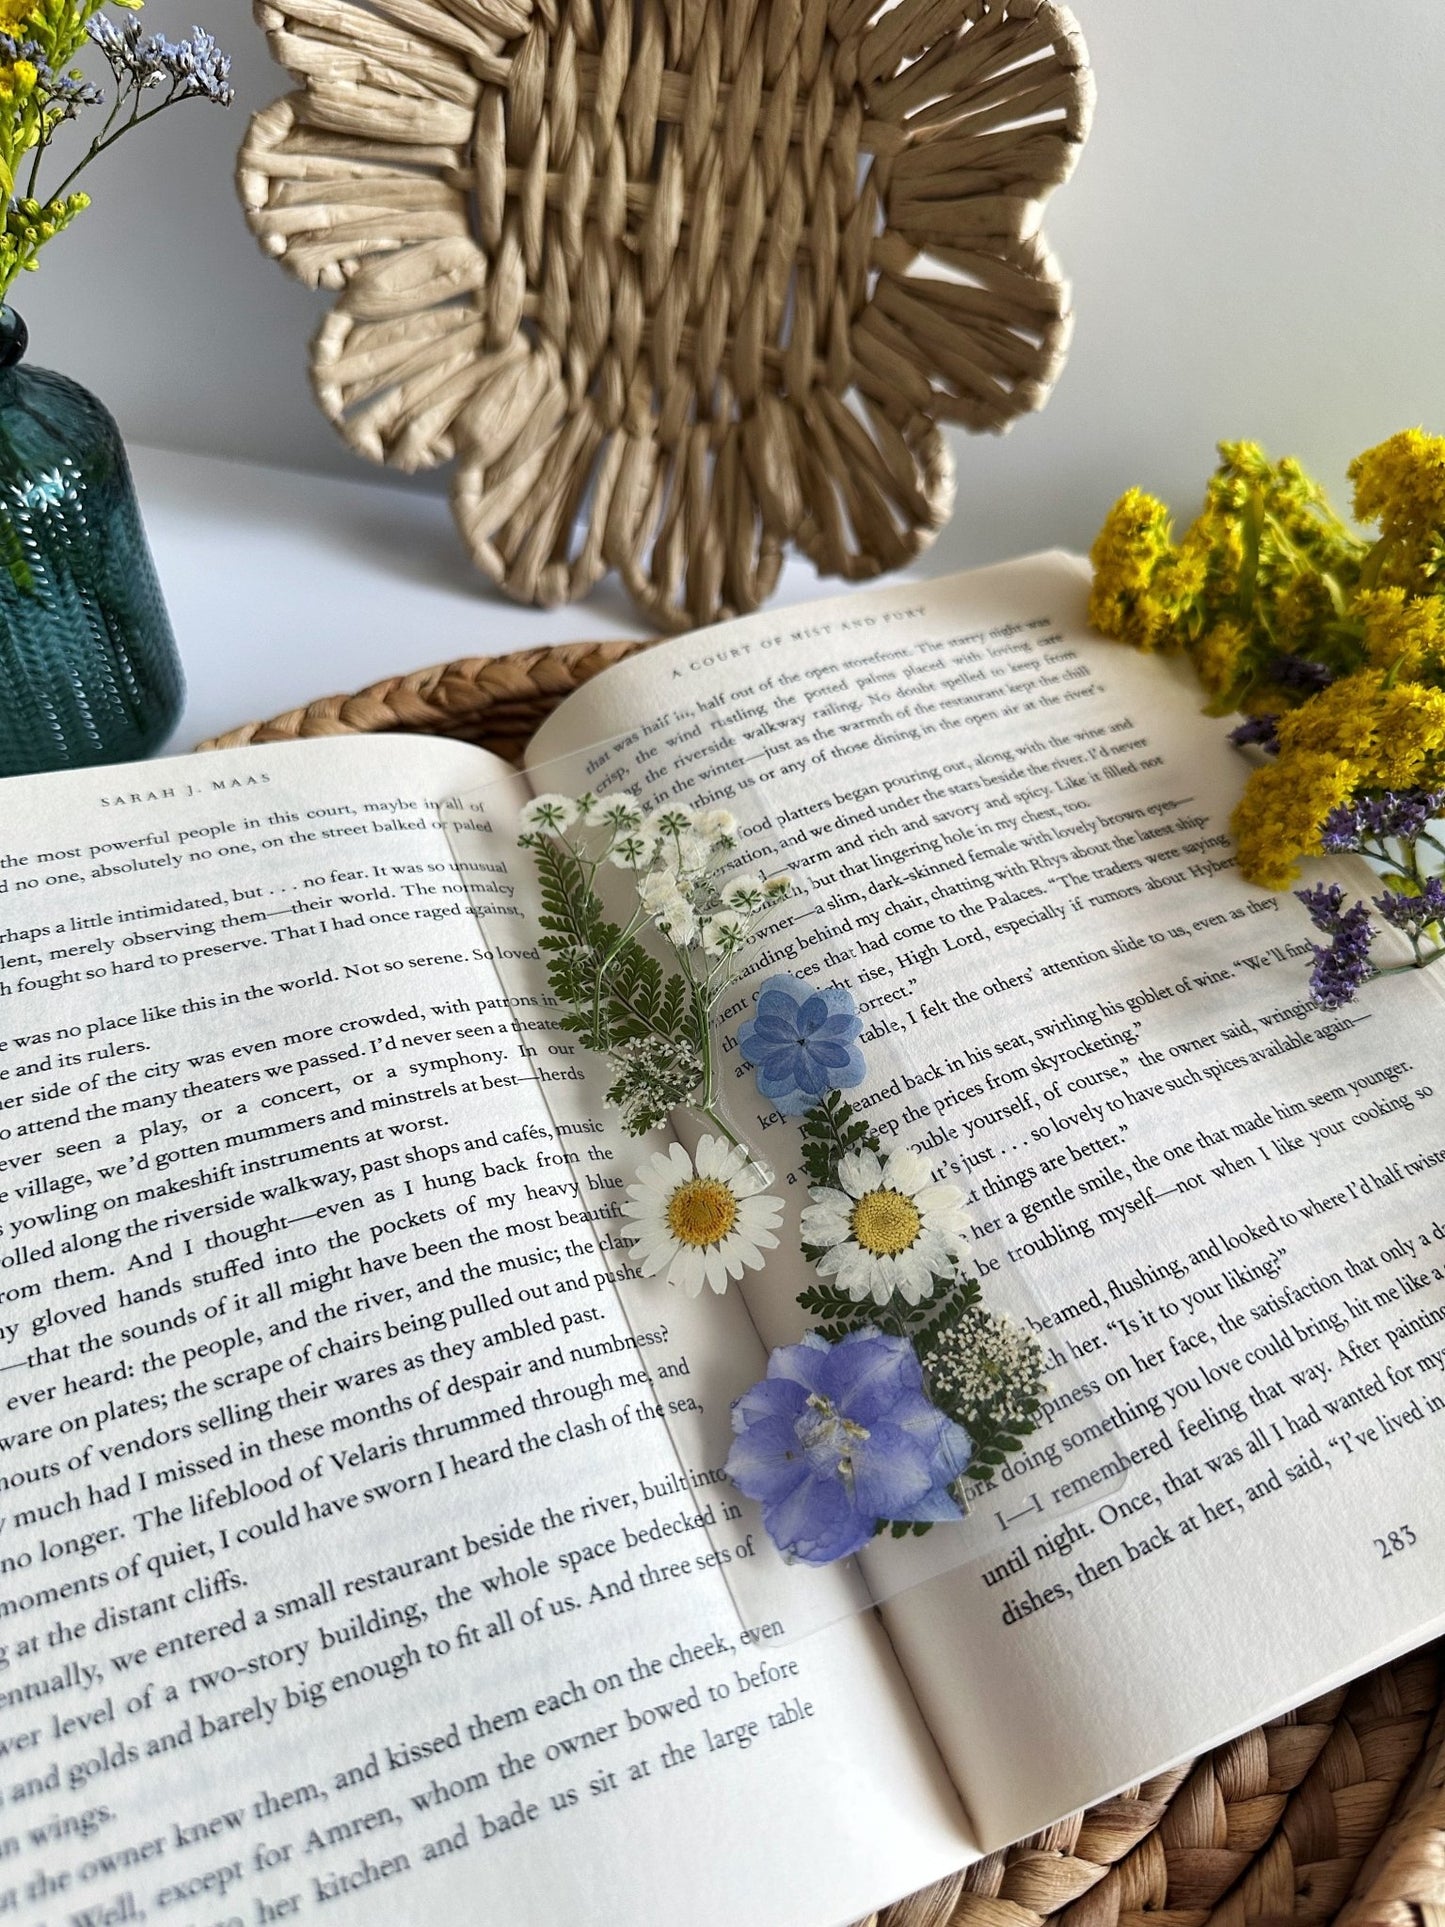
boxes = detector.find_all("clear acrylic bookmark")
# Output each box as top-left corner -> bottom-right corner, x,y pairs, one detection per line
440,719 -> 1127,1643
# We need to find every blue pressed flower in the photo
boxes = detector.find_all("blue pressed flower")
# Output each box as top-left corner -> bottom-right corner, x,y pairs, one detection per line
737,973 -> 865,1116
724,1329 -> 973,1566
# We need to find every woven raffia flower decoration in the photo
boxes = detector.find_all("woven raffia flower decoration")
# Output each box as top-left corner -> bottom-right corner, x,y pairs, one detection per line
239,0 -> 1092,631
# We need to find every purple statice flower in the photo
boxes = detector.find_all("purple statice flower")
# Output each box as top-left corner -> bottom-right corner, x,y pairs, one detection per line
1297,895 -> 1377,1008
0,35 -> 101,116
88,18 -> 234,105
1297,881 -> 1349,933
1356,789 -> 1445,842
737,974 -> 865,1116
1228,713 -> 1279,753
725,1329 -> 973,1566
1319,804 -> 1362,854
1271,653 -> 1335,696
1374,876 -> 1445,932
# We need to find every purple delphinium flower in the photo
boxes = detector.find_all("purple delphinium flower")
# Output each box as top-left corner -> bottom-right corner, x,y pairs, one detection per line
1228,714 -> 1279,753
737,974 -> 865,1116
1294,890 -> 1377,1008
1375,876 -> 1445,933
724,1329 -> 973,1566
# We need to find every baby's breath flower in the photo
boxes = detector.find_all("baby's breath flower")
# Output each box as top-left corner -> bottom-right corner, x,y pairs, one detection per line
586,791 -> 644,831
520,792 -> 578,834
695,808 -> 738,841
763,873 -> 791,899
702,912 -> 748,957
608,829 -> 655,870
648,807 -> 692,838
721,875 -> 768,911
655,899 -> 698,945
638,868 -> 684,914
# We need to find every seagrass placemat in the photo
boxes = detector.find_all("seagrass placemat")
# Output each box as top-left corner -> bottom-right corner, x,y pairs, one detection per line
203,646 -> 1445,1927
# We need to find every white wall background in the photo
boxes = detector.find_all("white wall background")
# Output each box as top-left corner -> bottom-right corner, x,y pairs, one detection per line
19,0 -> 1445,569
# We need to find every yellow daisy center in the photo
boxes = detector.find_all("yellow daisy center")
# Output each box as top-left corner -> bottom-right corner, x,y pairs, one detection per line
666,1177 -> 738,1248
851,1188 -> 922,1258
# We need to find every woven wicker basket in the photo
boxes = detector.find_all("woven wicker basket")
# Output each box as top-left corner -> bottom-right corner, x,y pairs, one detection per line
201,646 -> 1445,1927
237,0 -> 1092,632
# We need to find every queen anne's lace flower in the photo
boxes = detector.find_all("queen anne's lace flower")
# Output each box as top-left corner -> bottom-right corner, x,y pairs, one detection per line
240,0 -> 1090,629
608,830 -> 656,870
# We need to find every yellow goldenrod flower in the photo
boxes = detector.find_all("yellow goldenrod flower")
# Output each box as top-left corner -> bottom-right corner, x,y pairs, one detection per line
1088,488 -> 1183,651
1349,428 -> 1445,586
1231,750 -> 1357,889
1193,618 -> 1251,698
1277,668 -> 1445,790
1276,673 -> 1386,767
1355,586 -> 1445,682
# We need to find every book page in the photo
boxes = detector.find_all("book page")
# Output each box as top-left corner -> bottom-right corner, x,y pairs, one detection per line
529,555 -> 1445,1846
0,736 -> 973,1925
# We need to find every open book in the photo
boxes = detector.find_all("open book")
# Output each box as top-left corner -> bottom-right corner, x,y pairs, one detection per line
2,553 -> 1442,1927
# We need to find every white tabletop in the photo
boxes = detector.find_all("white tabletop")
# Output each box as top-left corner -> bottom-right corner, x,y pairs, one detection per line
134,441 -> 1036,756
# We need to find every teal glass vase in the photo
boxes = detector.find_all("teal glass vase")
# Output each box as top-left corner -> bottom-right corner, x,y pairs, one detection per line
0,310 -> 182,776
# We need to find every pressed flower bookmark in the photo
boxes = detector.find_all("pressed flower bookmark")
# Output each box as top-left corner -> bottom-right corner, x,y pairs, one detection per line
517,788 -> 1049,1569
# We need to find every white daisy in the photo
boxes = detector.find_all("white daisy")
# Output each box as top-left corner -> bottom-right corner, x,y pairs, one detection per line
520,792 -> 578,834
586,791 -> 644,831
800,1147 -> 971,1307
702,911 -> 748,956
621,1136 -> 783,1295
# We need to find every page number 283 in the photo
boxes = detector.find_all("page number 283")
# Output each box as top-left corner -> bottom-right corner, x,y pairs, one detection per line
1375,1526 -> 1418,1559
